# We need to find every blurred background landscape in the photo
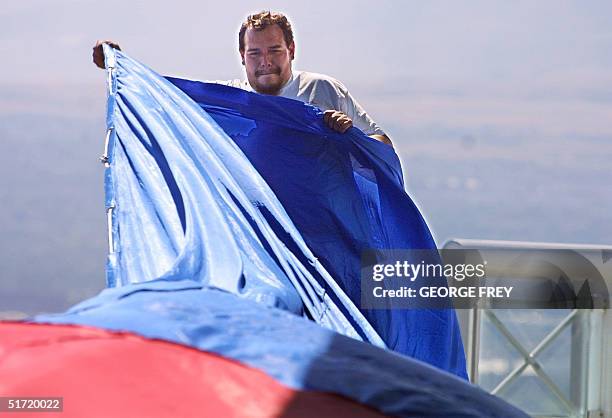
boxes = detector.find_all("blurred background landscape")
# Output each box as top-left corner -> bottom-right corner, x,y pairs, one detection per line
1,0 -> 611,318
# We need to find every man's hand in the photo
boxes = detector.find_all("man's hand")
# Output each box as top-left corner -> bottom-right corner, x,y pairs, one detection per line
323,110 -> 393,147
92,40 -> 121,69
324,110 -> 353,133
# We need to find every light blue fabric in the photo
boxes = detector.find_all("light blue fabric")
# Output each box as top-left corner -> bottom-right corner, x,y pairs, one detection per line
101,45 -> 383,347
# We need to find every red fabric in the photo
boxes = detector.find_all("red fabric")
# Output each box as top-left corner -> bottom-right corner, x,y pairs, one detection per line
0,322 -> 384,418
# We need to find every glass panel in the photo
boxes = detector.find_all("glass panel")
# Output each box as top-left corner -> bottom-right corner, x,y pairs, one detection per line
477,310 -> 523,391
494,309 -> 572,352
536,320 -> 573,401
499,365 -> 570,417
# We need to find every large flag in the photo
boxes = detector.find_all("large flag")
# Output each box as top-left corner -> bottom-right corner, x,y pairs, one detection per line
96,46 -> 466,376
0,47 -> 531,418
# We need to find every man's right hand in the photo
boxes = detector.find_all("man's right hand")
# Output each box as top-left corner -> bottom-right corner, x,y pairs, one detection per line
92,40 -> 121,69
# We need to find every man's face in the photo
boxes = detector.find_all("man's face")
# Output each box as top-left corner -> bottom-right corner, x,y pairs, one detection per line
241,25 -> 294,95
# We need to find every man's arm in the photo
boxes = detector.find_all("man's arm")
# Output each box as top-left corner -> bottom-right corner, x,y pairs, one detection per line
320,77 -> 393,147
323,110 -> 393,147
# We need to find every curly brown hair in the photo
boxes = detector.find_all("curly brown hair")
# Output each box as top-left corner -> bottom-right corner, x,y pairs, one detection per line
238,11 -> 294,52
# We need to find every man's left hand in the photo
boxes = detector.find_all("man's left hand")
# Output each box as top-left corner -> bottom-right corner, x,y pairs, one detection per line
324,110 -> 353,133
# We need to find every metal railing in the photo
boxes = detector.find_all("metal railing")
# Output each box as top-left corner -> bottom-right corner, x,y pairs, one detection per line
443,239 -> 611,418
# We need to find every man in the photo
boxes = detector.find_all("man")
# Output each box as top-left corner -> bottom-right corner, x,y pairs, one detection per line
93,11 -> 392,147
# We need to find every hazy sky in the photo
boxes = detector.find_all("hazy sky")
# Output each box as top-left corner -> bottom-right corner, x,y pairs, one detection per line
3,1 -> 612,83
3,1 -> 612,135
1,1 -> 611,315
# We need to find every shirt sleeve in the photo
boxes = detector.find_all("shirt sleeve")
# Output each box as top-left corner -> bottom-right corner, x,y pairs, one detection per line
335,83 -> 386,137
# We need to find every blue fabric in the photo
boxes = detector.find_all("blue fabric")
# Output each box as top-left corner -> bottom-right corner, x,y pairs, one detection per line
34,282 -> 526,417
165,79 -> 467,378
101,46 -> 466,377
